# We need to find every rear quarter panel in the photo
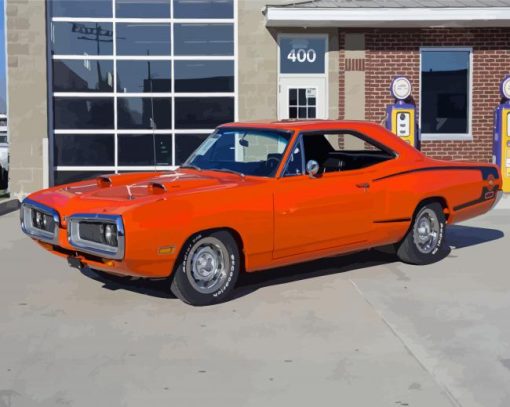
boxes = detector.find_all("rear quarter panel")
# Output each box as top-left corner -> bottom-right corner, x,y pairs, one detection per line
372,162 -> 500,234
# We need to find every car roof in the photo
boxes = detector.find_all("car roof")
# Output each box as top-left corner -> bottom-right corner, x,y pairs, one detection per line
219,120 -> 423,159
220,119 -> 376,131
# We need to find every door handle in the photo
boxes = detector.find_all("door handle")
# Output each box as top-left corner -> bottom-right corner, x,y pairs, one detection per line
356,182 -> 370,191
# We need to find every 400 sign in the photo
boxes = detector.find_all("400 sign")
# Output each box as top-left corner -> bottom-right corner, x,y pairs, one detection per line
280,37 -> 326,74
287,48 -> 317,64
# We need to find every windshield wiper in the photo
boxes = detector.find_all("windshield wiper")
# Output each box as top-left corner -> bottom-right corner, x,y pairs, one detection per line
210,168 -> 245,178
180,164 -> 202,171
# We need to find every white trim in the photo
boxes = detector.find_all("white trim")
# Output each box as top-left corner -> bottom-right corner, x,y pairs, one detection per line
52,17 -> 113,23
173,55 -> 235,61
112,0 -> 118,172
234,0 -> 239,122
174,92 -> 234,97
173,129 -> 213,134
52,17 -> 234,24
171,0 -> 176,166
420,134 -> 474,141
52,55 -> 235,61
54,92 -> 113,97
53,92 -> 234,97
54,129 -> 213,135
52,55 -> 114,60
419,47 -> 473,142
265,7 -> 510,28
54,130 -> 115,135
56,166 -> 179,171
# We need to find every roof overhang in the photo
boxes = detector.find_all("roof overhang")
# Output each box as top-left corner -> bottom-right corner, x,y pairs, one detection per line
264,6 -> 510,28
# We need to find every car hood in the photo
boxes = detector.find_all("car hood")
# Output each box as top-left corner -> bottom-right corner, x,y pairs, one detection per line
27,170 -> 252,217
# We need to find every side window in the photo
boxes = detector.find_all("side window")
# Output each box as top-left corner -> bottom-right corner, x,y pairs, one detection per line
284,139 -> 304,177
302,131 -> 394,173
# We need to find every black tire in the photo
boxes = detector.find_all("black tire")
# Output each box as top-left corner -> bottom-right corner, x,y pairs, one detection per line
170,230 -> 240,306
396,202 -> 448,265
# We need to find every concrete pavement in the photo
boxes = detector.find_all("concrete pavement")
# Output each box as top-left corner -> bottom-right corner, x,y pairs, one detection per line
0,209 -> 509,407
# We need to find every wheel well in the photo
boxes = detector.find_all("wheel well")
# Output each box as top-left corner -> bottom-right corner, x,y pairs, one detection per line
176,227 -> 246,272
415,197 -> 450,221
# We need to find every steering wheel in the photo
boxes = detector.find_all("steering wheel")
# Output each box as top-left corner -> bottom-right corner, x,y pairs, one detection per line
266,156 -> 281,170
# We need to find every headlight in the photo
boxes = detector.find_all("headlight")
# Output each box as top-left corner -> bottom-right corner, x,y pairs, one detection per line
68,214 -> 125,260
20,198 -> 60,243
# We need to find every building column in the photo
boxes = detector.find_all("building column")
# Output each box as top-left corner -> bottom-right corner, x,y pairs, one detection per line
6,0 -> 48,197
343,33 -> 366,121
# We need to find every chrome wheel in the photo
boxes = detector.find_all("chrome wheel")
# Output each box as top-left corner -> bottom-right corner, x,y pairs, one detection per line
413,208 -> 440,254
186,237 -> 230,295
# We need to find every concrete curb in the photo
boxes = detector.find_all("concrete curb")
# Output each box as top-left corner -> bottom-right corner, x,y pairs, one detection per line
0,199 -> 20,216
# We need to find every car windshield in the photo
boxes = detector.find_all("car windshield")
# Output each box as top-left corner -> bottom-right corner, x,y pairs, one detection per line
183,128 -> 292,177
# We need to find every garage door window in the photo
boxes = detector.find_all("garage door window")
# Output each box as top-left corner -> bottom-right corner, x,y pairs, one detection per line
420,48 -> 472,140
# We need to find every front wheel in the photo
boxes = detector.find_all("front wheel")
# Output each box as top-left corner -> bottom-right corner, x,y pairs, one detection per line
170,230 -> 240,306
396,202 -> 448,265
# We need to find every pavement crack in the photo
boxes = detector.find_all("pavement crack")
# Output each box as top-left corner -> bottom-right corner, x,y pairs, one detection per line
349,279 -> 463,407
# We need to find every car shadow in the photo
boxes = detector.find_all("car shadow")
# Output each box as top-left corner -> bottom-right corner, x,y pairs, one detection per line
446,224 -> 504,249
78,224 -> 504,301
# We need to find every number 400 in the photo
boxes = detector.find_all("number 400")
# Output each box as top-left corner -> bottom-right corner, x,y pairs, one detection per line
287,48 -> 317,63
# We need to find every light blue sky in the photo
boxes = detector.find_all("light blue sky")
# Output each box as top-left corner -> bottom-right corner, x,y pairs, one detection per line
0,0 -> 5,113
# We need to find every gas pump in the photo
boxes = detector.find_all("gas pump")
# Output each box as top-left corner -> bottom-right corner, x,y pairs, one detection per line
493,75 -> 510,193
386,76 -> 420,149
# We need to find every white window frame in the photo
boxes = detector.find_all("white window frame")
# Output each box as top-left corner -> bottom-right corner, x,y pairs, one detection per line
419,47 -> 473,141
49,0 -> 238,178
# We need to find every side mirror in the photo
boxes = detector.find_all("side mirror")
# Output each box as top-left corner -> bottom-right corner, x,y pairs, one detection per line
306,160 -> 320,178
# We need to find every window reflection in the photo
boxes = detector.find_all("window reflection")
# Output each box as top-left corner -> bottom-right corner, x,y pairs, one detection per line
51,22 -> 114,55
53,60 -> 114,92
54,97 -> 114,129
116,24 -> 171,56
55,171 -> 106,186
175,134 -> 208,165
55,134 -> 114,166
421,50 -> 470,134
117,98 -> 172,129
117,61 -> 171,93
174,0 -> 233,18
175,61 -> 234,93
174,24 -> 233,56
116,0 -> 170,18
175,97 -> 234,129
118,134 -> 172,166
50,0 -> 112,18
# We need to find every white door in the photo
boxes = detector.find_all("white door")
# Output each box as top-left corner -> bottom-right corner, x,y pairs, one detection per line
278,77 -> 327,120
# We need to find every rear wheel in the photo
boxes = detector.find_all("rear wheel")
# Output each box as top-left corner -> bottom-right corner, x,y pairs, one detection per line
170,230 -> 240,306
396,202 -> 448,265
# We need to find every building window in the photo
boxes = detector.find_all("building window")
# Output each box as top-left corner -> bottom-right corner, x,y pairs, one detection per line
48,0 -> 236,185
420,48 -> 472,140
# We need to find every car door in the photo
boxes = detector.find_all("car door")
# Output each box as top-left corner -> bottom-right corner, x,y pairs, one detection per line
273,134 -> 376,259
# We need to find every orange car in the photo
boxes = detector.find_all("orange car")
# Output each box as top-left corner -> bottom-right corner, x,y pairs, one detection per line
20,120 -> 501,305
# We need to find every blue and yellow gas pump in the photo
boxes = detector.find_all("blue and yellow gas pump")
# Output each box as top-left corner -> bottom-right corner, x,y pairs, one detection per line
494,75 -> 510,193
386,76 -> 420,149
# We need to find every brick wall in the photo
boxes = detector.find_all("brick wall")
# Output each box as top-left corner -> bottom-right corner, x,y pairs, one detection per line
342,28 -> 510,162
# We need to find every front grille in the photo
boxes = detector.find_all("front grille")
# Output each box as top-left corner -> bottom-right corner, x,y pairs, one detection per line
79,221 -> 118,247
68,214 -> 125,260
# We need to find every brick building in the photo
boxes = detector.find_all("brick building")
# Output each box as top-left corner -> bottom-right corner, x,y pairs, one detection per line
5,0 -> 510,195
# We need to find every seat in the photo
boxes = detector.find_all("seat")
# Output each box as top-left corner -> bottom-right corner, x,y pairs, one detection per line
322,157 -> 346,173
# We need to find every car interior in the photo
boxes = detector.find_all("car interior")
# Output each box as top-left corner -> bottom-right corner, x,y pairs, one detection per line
302,132 -> 395,174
